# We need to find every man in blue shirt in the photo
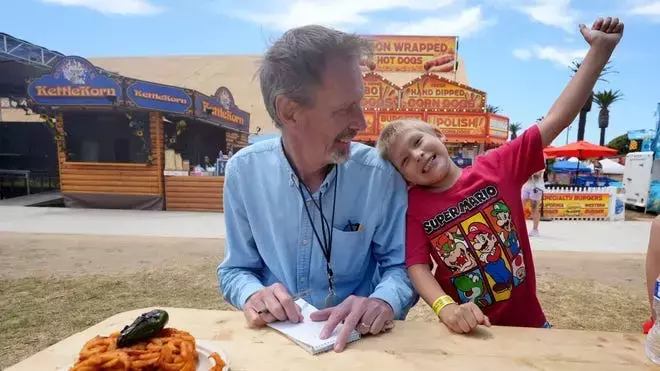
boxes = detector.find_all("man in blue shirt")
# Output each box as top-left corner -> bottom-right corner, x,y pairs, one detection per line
217,25 -> 416,352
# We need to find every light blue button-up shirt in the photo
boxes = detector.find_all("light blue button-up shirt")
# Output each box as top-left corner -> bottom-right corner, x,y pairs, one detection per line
217,138 -> 417,319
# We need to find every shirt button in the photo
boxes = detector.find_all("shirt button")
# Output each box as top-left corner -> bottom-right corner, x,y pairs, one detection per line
302,239 -> 309,246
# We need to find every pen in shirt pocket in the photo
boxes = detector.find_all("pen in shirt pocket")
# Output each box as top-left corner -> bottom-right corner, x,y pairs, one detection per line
345,220 -> 363,232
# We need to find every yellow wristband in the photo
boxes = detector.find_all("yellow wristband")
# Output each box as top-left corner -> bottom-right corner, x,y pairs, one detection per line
432,295 -> 456,315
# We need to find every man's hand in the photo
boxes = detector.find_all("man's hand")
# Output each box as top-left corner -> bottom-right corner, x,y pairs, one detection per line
243,283 -> 303,328
580,17 -> 624,50
438,302 -> 491,334
309,295 -> 394,352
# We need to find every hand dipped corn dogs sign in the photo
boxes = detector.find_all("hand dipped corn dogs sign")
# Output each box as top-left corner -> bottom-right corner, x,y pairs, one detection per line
400,74 -> 486,112
362,35 -> 458,73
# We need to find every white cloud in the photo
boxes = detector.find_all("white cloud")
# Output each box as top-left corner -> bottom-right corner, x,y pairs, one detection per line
487,0 -> 578,31
226,0 -> 493,35
384,7 -> 495,38
41,0 -> 163,15
513,48 -> 532,60
517,0 -> 578,32
514,45 -> 587,67
630,1 -> 660,20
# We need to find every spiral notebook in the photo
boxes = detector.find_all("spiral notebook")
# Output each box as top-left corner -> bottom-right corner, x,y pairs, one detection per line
267,298 -> 361,354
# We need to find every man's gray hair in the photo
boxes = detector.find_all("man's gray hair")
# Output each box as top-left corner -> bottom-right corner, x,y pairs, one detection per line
258,25 -> 373,129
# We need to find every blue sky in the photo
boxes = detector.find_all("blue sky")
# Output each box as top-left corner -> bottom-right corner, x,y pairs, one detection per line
3,0 -> 660,146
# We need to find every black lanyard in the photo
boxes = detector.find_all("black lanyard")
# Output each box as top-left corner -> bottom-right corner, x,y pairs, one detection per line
282,141 -> 339,307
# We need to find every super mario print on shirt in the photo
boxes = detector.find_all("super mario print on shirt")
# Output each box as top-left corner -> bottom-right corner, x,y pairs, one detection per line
405,125 -> 547,327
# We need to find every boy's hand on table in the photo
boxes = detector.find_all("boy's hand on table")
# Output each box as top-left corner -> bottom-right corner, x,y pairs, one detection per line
439,302 -> 491,334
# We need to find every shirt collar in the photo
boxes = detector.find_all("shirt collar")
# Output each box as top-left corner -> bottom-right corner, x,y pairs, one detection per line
277,139 -> 339,195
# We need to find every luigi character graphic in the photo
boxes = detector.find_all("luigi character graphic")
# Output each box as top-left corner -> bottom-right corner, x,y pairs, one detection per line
435,231 -> 478,275
491,202 -> 520,256
452,272 -> 492,308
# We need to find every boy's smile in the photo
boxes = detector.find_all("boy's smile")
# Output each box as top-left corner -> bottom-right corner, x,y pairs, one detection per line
388,128 -> 452,187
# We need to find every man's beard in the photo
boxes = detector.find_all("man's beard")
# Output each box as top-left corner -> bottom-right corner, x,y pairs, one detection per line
329,128 -> 357,164
330,148 -> 350,164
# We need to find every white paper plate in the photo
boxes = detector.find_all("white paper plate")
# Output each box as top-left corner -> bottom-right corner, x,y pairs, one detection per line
196,339 -> 230,371
59,339 -> 229,371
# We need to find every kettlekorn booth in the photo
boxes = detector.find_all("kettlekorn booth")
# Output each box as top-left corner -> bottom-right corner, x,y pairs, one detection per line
355,35 -> 509,164
26,56 -> 250,212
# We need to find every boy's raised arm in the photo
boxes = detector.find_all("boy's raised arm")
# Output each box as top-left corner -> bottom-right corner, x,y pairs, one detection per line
538,17 -> 624,148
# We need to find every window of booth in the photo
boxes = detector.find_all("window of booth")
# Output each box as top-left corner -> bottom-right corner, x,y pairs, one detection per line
164,120 -> 226,171
63,111 -> 151,164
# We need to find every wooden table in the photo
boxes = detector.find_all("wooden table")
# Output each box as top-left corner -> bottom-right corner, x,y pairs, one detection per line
6,307 -> 656,371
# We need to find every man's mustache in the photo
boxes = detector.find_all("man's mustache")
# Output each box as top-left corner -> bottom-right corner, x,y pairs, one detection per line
336,129 -> 358,141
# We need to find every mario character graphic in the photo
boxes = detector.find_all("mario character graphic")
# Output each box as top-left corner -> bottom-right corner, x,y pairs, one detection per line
433,230 -> 478,275
510,252 -> 527,287
490,202 -> 520,256
466,221 -> 512,293
452,271 -> 493,308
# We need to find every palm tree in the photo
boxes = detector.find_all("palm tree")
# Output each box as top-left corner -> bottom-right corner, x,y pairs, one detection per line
593,89 -> 623,146
486,105 -> 501,113
509,122 -> 522,140
569,61 -> 615,141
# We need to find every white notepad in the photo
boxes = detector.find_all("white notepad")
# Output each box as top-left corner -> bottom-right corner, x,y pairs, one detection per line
267,298 -> 361,354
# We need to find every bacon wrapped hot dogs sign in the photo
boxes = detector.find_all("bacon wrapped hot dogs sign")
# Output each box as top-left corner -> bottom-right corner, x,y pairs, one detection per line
401,74 -> 486,112
363,35 -> 457,73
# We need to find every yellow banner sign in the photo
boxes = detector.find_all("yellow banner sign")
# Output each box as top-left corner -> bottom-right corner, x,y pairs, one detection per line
542,193 -> 610,218
377,111 -> 424,132
426,113 -> 487,137
361,73 -> 400,110
364,110 -> 377,135
401,74 -> 485,111
363,35 -> 457,73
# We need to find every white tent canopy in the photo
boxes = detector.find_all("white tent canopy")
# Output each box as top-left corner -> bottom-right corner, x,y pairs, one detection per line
597,158 -> 624,174
583,158 -> 624,174
563,156 -> 624,175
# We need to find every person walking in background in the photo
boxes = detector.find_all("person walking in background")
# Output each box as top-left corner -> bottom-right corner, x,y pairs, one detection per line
522,169 -> 546,236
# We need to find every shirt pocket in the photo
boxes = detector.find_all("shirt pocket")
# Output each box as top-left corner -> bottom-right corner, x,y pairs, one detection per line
330,227 -> 369,283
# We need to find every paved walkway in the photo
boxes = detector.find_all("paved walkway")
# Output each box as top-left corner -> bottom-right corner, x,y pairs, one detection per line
0,206 -> 225,238
526,219 -> 652,254
0,205 -> 653,253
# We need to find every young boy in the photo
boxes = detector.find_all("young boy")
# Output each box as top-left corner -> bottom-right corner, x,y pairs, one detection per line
376,17 -> 624,333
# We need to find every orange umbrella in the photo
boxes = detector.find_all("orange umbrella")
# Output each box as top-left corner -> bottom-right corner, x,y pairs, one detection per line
543,141 -> 617,159
544,145 -> 556,159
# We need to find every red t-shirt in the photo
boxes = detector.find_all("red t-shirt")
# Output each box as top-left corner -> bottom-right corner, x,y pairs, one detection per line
406,125 -> 547,328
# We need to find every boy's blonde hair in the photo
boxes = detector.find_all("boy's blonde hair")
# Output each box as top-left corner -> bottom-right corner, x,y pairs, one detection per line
376,118 -> 441,161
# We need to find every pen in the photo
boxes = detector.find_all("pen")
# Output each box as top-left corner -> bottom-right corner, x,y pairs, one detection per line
257,289 -> 312,314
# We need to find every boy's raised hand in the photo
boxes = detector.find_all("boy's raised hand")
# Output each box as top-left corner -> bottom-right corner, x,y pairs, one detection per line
537,16 -> 624,148
579,17 -> 624,49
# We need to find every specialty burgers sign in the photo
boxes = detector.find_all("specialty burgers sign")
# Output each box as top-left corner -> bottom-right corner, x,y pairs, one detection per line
362,35 -> 458,73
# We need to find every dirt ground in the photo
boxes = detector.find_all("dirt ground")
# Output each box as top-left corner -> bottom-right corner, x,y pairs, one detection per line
0,232 -> 647,284
627,208 -> 658,221
0,232 -> 651,368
